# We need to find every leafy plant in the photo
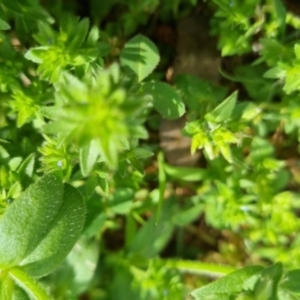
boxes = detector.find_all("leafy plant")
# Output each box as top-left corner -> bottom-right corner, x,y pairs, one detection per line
2,0 -> 300,299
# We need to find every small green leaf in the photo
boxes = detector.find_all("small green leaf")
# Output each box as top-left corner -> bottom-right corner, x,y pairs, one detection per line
143,82 -> 185,119
79,140 -> 100,177
273,0 -> 286,35
24,46 -> 49,64
129,199 -> 175,258
163,164 -> 209,182
205,91 -> 238,123
120,34 -> 160,82
67,18 -> 89,50
283,63 -> 300,94
191,265 -> 264,299
0,19 -> 10,30
86,26 -> 99,45
17,154 -> 35,179
263,66 -> 286,79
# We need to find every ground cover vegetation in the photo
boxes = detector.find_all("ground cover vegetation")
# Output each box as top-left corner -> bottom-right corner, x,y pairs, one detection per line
1,0 -> 300,299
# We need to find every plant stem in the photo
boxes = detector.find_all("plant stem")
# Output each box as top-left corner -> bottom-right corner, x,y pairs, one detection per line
8,267 -> 52,300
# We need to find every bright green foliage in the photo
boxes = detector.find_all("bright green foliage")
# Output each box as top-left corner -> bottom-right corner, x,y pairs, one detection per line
210,0 -> 285,56
25,15 -> 108,82
2,0 -> 300,299
184,91 -> 239,162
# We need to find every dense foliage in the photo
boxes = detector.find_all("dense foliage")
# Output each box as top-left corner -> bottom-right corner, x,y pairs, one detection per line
1,0 -> 300,299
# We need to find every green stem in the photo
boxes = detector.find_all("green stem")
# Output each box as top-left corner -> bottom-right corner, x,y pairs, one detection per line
8,267 -> 52,300
156,152 -> 166,224
0,270 -> 14,300
165,259 -> 236,278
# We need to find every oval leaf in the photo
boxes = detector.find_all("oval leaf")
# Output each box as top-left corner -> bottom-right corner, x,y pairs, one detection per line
120,34 -> 159,82
143,82 -> 185,119
0,175 -> 64,268
19,184 -> 85,277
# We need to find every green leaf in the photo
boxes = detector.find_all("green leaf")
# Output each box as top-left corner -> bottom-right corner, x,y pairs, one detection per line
273,0 -> 286,35
263,66 -> 286,79
163,164 -> 209,182
280,270 -> 300,293
79,140 -> 100,177
58,237 -> 99,295
0,175 -> 64,268
254,262 -> 283,300
143,82 -> 185,119
120,34 -> 160,82
172,203 -> 204,226
19,184 -> 85,278
86,26 -> 99,45
128,199 -> 175,258
67,18 -> 89,51
283,62 -> 300,94
24,46 -> 49,64
191,265 -> 264,299
0,19 -> 10,30
205,91 -> 238,123
0,174 -> 85,278
166,259 -> 236,277
17,154 -> 35,179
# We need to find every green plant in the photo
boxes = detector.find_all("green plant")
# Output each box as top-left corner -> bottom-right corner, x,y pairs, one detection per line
2,0 -> 300,299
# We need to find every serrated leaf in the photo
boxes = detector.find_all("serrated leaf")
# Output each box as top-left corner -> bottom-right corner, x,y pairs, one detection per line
0,175 -> 64,268
191,266 -> 264,299
143,82 -> 185,119
120,34 -> 159,82
205,91 -> 238,123
19,184 -> 85,278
